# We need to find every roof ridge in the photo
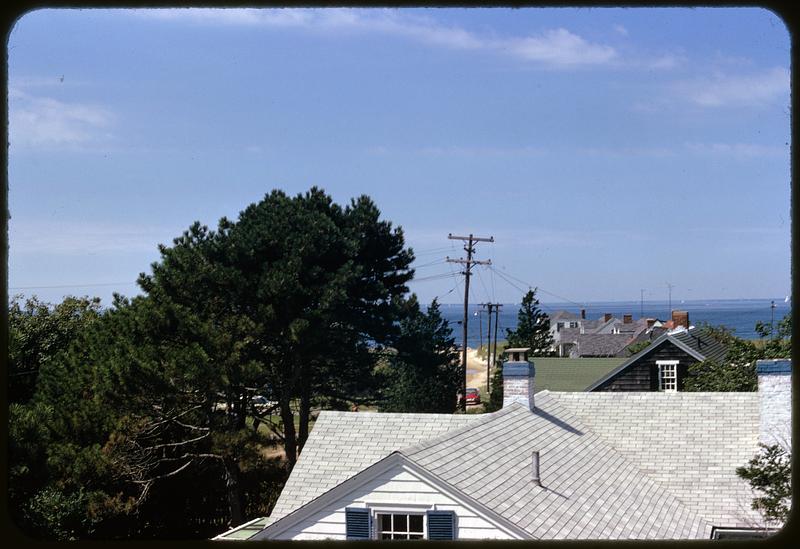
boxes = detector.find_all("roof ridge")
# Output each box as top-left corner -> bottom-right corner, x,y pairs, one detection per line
399,403 -> 531,455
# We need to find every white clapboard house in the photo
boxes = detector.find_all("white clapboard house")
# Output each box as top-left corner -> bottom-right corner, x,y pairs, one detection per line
215,350 -> 790,541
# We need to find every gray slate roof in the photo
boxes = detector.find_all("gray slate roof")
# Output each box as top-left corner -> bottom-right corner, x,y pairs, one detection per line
551,310 -> 579,321
247,389 -> 763,540
671,328 -> 729,363
575,333 -> 632,357
403,397 -> 712,539
550,392 -> 761,527
267,411 -> 480,524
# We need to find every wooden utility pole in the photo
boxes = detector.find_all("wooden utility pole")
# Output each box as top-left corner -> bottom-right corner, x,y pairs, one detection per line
493,304 -> 501,366
481,303 -> 494,395
640,289 -> 645,318
447,233 -> 493,411
666,282 -> 674,315
481,302 -> 503,396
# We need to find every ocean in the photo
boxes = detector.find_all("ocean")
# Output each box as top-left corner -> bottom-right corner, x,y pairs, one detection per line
438,298 -> 792,348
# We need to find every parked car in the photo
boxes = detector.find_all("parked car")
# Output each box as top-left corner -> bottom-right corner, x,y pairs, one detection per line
251,395 -> 277,413
465,387 -> 481,405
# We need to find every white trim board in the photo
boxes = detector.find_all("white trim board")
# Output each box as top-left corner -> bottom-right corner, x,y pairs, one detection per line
254,452 -> 532,540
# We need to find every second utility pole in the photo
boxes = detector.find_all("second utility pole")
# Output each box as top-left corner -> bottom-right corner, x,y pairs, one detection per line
447,233 -> 493,412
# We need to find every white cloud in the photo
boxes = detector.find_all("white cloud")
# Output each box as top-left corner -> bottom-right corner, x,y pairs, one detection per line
9,89 -> 115,148
684,141 -> 788,158
9,219 -> 180,255
613,24 -> 628,36
366,145 -> 548,157
133,8 -> 617,68
578,145 -> 676,158
501,28 -> 616,66
135,7 -> 313,27
674,67 -> 789,107
647,54 -> 681,70
418,145 -> 548,157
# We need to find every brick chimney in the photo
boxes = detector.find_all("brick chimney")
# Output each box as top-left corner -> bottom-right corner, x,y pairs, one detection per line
580,309 -> 586,320
757,359 -> 791,449
671,310 -> 689,329
623,314 -> 632,324
603,313 -> 612,322
646,318 -> 656,329
502,347 -> 534,410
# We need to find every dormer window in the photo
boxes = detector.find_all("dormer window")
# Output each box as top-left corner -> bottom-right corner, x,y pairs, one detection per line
657,360 -> 678,392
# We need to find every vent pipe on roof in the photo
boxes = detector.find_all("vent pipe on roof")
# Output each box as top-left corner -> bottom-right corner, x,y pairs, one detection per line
531,451 -> 541,486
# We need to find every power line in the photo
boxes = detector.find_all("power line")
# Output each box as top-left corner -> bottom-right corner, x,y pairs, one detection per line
408,272 -> 458,283
411,258 -> 448,269
10,281 -> 137,290
492,267 -> 584,308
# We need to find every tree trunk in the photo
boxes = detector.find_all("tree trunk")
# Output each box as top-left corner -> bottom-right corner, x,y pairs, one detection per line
223,457 -> 243,527
298,382 -> 311,453
280,397 -> 297,467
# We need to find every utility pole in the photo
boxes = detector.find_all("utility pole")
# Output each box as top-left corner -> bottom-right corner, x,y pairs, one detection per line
481,302 -> 503,397
493,304 -> 501,367
771,300 -> 776,332
476,310 -> 483,350
481,303 -> 495,395
447,233 -> 493,411
640,289 -> 645,318
666,283 -> 674,316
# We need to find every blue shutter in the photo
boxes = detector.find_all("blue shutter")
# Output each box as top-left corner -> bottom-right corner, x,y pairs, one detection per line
427,511 -> 456,540
345,507 -> 371,540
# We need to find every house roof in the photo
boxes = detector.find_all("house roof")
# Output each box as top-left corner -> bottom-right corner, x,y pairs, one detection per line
670,328 -> 729,363
265,411 -> 480,525
401,397 -> 712,539
575,333 -> 632,357
550,310 -> 578,321
585,327 -> 730,391
549,392 -> 761,528
531,357 -> 626,392
228,386 -> 763,540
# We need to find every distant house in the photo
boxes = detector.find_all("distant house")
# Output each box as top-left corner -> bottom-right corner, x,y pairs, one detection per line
586,317 -> 728,392
552,310 -> 666,358
214,351 -> 788,541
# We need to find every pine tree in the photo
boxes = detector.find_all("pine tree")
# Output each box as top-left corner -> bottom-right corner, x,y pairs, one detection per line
380,297 -> 461,413
486,288 -> 553,412
505,288 -> 554,354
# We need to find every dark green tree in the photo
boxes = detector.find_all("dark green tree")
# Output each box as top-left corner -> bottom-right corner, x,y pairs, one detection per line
380,297 -> 461,413
505,289 -> 554,354
8,295 -> 106,537
9,295 -> 102,404
486,289 -> 553,412
684,314 -> 791,392
736,444 -> 791,525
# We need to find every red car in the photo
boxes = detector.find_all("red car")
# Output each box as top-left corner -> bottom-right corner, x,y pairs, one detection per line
465,387 -> 481,405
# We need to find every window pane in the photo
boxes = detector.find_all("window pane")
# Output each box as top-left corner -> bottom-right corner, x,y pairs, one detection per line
394,514 -> 407,532
409,535 -> 423,540
381,534 -> 391,540
393,534 -> 408,540
379,514 -> 391,531
409,515 -> 423,532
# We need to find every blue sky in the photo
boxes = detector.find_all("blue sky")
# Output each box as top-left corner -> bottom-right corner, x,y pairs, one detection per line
7,7 -> 791,306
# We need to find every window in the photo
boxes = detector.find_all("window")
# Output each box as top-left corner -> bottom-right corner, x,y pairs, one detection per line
657,360 -> 678,392
376,513 -> 424,540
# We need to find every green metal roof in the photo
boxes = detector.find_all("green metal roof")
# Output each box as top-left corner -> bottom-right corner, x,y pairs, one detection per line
531,357 -> 627,392
213,516 -> 273,541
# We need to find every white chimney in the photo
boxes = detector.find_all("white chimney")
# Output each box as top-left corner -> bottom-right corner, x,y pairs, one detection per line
502,347 -> 534,410
757,359 -> 791,450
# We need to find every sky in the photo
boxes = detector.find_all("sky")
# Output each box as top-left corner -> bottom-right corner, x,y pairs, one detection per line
7,7 -> 792,307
